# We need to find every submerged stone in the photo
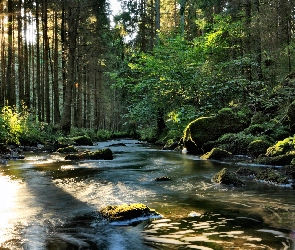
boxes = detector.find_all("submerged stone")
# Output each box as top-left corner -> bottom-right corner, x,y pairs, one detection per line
154,176 -> 172,181
212,168 -> 245,186
99,203 -> 162,224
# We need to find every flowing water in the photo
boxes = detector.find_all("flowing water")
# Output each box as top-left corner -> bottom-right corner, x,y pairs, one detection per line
1,139 -> 295,250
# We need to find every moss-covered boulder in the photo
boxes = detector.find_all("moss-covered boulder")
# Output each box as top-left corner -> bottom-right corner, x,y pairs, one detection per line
183,108 -> 249,154
266,137 -> 295,157
236,167 -> 258,177
256,152 -> 295,166
82,148 -> 113,160
200,148 -> 232,160
255,168 -> 289,185
212,168 -> 245,186
65,148 -> 113,161
99,203 -> 162,224
65,154 -> 80,161
57,145 -> 78,154
71,135 -> 93,146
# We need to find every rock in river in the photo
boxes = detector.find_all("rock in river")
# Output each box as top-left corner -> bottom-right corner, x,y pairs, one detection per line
99,203 -> 162,225
212,168 -> 245,187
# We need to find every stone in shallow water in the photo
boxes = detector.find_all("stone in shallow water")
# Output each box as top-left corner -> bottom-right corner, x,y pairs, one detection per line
212,168 -> 245,186
99,203 -> 162,224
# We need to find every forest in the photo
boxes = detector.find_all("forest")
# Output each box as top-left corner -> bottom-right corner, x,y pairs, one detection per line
0,0 -> 295,153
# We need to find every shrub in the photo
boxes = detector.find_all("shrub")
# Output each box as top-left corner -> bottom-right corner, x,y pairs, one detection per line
266,137 -> 295,157
96,130 -> 113,141
247,139 -> 273,157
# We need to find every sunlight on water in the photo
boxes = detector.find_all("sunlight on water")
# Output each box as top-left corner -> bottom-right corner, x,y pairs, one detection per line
0,176 -> 19,243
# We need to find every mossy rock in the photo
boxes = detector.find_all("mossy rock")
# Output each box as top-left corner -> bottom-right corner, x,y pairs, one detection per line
57,145 -> 78,154
82,148 -> 113,160
256,152 -> 295,166
281,165 -> 295,179
255,168 -> 289,185
99,203 -> 161,223
65,154 -> 80,161
212,168 -> 245,186
65,148 -> 113,161
182,108 -> 249,154
201,148 -> 232,160
247,139 -> 273,158
71,135 -> 93,146
266,137 -> 295,157
236,167 -> 258,177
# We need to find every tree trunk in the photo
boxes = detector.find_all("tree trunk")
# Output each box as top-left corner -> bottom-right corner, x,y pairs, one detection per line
61,2 -> 79,134
42,0 -> 50,123
36,0 -> 42,120
155,0 -> 160,45
6,0 -> 16,106
17,0 -> 25,105
53,8 -> 61,124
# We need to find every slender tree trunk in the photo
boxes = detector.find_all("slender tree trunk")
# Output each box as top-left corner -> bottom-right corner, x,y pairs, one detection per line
36,0 -> 42,120
0,3 -> 6,106
61,2 -> 79,134
18,0 -> 25,105
53,9 -> 61,124
252,0 -> 263,80
6,0 -> 16,106
155,0 -> 160,45
24,6 -> 30,108
42,0 -> 50,123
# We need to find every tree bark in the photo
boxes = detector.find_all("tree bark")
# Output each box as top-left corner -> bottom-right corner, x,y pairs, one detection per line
61,2 -> 79,134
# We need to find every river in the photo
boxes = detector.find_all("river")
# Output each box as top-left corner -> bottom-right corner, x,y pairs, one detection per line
0,139 -> 295,249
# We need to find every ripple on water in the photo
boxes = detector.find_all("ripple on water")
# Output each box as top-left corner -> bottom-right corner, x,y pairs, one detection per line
143,212 -> 293,249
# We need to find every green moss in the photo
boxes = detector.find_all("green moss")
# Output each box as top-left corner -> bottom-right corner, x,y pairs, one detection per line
183,108 -> 249,154
65,148 -> 113,161
71,135 -> 93,146
201,148 -> 232,160
212,168 -> 245,186
81,148 -> 113,160
236,167 -> 258,176
204,132 -> 254,155
99,203 -> 160,222
57,145 -> 78,154
266,137 -> 295,157
256,151 -> 295,166
255,168 -> 289,185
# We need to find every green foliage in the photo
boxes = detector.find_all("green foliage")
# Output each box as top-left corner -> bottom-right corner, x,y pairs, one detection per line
206,132 -> 254,155
96,130 -> 113,141
266,137 -> 295,157
0,105 -> 61,145
247,139 -> 273,157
